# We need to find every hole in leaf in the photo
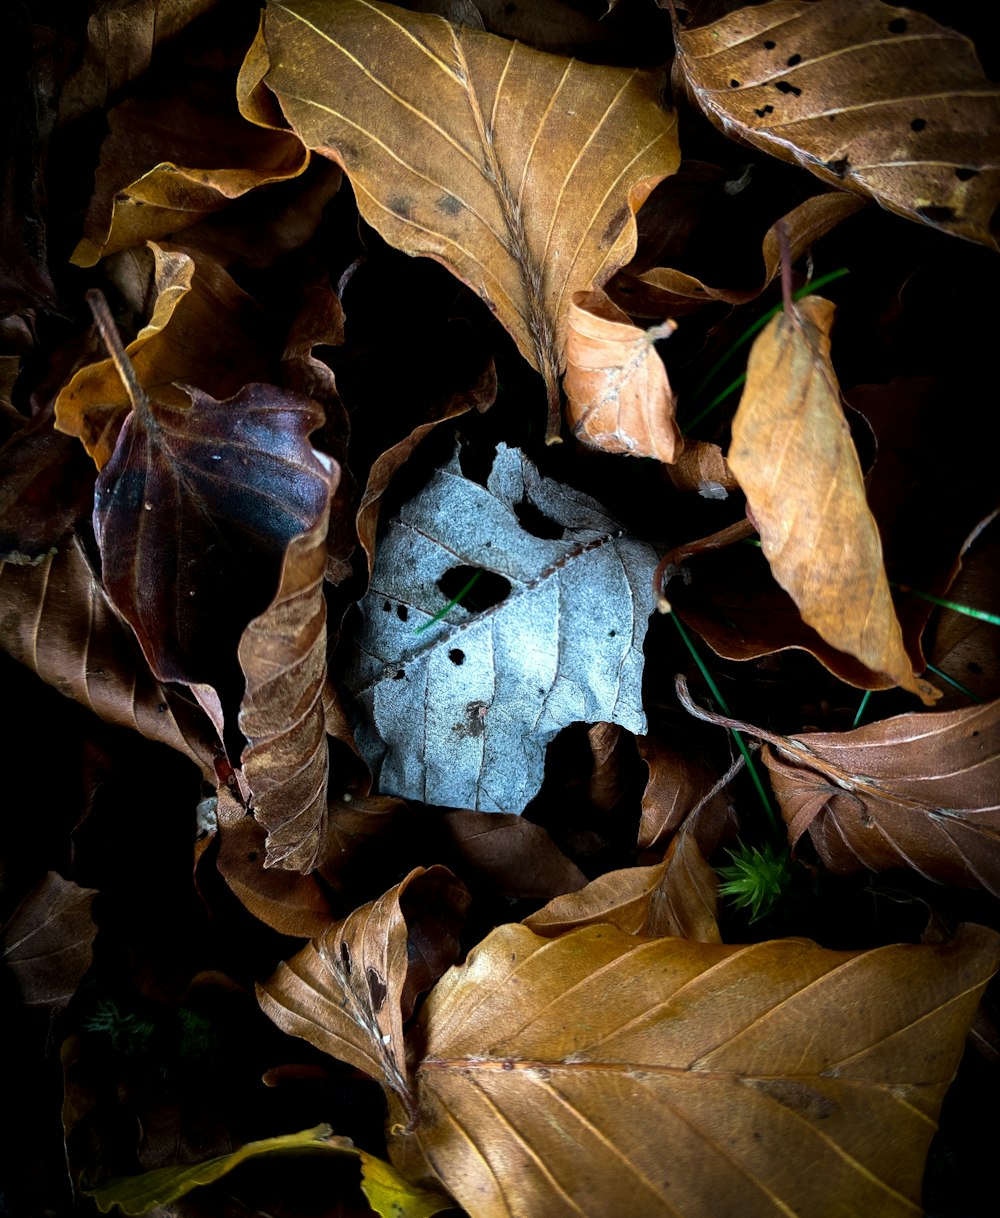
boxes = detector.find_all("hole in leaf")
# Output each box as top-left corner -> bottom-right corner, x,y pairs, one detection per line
917,205 -> 955,224
763,39 -> 776,50
449,649 -> 465,665
825,158 -> 850,178
888,17 -> 907,33
774,81 -> 802,96
396,603 -> 409,621
729,79 -> 741,88
786,53 -> 801,66
955,167 -> 978,181
394,669 -> 406,680
754,105 -> 775,118
514,497 -> 564,540
911,118 -> 927,131
248,851 -> 258,862
340,942 -> 352,974
438,565 -> 511,612
968,662 -> 983,675
382,600 -> 392,612
608,630 -> 617,638
366,966 -> 387,1013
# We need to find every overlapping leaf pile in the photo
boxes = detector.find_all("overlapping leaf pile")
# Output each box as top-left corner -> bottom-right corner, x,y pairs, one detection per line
2,2 -> 999,1216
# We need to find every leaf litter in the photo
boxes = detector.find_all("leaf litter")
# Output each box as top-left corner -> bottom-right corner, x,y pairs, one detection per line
2,0 -> 999,1215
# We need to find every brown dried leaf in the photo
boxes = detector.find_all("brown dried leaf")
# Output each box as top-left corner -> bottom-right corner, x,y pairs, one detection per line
2,872 -> 98,1008
238,458 -> 336,872
55,244 -> 280,470
761,700 -> 1000,894
257,0 -> 679,439
672,0 -> 1000,249
440,812 -> 586,900
666,439 -> 737,498
728,295 -> 937,703
258,868 -> 469,1117
392,921 -> 1000,1216
524,833 -> 719,941
563,289 -> 680,461
214,788 -> 333,938
637,735 -> 737,852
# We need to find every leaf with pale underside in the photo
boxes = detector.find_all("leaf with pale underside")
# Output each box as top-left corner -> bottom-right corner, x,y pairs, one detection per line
257,867 -> 469,1116
389,921 -> 1000,1217
760,699 -> 1000,895
728,295 -> 938,704
256,0 -> 679,438
563,289 -> 680,462
672,0 -> 1000,250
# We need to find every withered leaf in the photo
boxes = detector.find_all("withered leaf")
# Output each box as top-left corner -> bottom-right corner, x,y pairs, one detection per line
672,0 -> 1000,249
238,453 -> 336,872
348,444 -> 656,814
391,921 -> 1000,1217
55,244 -> 280,470
440,811 -> 586,900
2,872 -> 98,1009
563,289 -> 680,462
257,0 -> 679,438
258,867 -> 469,1115
637,735 -> 737,852
728,295 -> 937,703
761,699 -> 1000,894
93,378 -> 334,720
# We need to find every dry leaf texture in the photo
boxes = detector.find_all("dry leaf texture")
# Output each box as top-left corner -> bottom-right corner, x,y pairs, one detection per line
348,444 -> 656,813
2,872 -> 98,1008
563,289 -> 681,461
763,698 -> 1000,894
728,295 -> 936,703
259,0 -> 679,437
673,0 -> 1000,250
395,921 -> 1000,1218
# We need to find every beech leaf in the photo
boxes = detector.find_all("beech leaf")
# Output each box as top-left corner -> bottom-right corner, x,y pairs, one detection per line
728,295 -> 938,703
348,443 -> 656,814
2,872 -> 98,1009
672,0 -> 1000,250
257,867 -> 469,1116
256,0 -> 680,438
391,921 -> 1000,1217
563,289 -> 681,462
760,699 -> 1000,894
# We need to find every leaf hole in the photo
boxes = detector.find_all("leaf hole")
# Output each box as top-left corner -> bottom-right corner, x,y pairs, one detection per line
967,661 -> 983,674
763,39 -> 776,50
754,105 -> 775,118
786,53 -> 801,66
449,649 -> 465,665
825,158 -> 850,178
367,967 -> 387,1014
247,851 -> 258,862
438,564 -> 511,612
396,603 -> 409,621
608,630 -> 617,638
774,81 -> 802,96
917,205 -> 955,224
729,79 -> 741,88
340,942 -> 352,974
955,167 -> 978,181
514,497 -> 565,540
394,669 -> 406,680
887,17 -> 907,33
910,118 -> 927,131
382,600 -> 392,612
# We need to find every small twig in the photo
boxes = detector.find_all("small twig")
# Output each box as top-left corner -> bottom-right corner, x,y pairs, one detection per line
85,289 -> 152,423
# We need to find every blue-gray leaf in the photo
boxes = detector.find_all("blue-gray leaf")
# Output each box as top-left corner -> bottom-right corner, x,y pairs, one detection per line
347,444 -> 656,813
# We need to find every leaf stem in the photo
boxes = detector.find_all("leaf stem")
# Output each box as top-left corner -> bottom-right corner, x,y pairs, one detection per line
85,290 -> 151,420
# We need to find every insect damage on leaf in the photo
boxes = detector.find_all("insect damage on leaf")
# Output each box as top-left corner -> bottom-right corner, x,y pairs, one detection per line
346,444 -> 656,813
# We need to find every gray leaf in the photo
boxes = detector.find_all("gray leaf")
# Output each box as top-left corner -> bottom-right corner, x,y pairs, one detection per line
348,444 -> 655,813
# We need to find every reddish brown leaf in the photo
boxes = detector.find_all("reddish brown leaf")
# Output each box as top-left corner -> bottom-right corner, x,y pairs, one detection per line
760,700 -> 1000,894
728,295 -> 937,703
672,0 -> 1000,249
258,867 -> 469,1115
637,735 -> 737,852
3,872 -> 98,1008
440,812 -> 586,900
257,0 -> 679,439
563,289 -> 680,461
666,439 -> 738,498
390,921 -> 1000,1216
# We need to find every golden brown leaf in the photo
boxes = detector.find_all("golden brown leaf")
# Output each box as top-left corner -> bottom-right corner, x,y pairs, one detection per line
563,289 -> 680,461
728,295 -> 938,703
258,867 -> 469,1115
55,244 -> 279,469
257,0 -> 679,439
666,438 -> 737,498
672,0 -> 1000,249
391,921 -> 1000,1217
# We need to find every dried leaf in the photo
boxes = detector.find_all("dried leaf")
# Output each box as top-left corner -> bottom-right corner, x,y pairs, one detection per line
672,0 -> 1000,249
637,735 -> 737,852
563,289 -> 680,461
258,867 -> 469,1114
257,0 -> 679,438
348,443 -> 656,813
440,811 -> 586,899
238,451 -> 337,871
760,699 -> 1000,894
666,439 -> 737,498
2,872 -> 98,1008
55,244 -> 280,470
392,921 -> 1000,1217
728,295 -> 937,703
523,832 -> 720,941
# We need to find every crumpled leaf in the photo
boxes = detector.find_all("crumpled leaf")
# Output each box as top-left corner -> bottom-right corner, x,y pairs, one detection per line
85,1122 -> 450,1217
728,295 -> 938,703
348,443 -> 657,814
256,0 -> 679,438
2,872 -> 98,1008
55,244 -> 280,470
390,920 -> 1000,1217
672,0 -> 1000,250
760,699 -> 1000,895
563,289 -> 680,461
238,447 -> 337,871
523,831 -> 720,941
258,867 -> 469,1116
666,439 -> 737,499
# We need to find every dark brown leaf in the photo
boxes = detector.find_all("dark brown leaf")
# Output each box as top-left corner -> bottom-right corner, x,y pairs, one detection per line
440,812 -> 586,900
3,872 -> 98,1008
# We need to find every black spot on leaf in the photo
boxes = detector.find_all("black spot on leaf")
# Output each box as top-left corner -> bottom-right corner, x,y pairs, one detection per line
388,195 -> 412,219
437,193 -> 462,216
601,204 -> 630,247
